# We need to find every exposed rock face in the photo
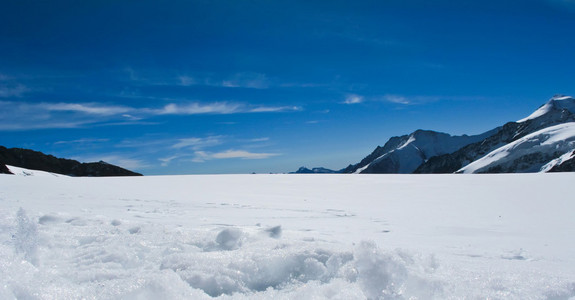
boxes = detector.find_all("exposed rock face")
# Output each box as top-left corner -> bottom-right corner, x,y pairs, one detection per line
0,163 -> 12,174
0,146 -> 142,176
548,150 -> 575,172
343,129 -> 495,174
415,96 -> 575,174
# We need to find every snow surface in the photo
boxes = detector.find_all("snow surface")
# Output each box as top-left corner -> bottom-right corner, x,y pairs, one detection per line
518,95 -> 575,123
1,173 -> 575,299
458,122 -> 575,173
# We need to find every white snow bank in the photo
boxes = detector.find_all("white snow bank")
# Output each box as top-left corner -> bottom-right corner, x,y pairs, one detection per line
1,174 -> 574,299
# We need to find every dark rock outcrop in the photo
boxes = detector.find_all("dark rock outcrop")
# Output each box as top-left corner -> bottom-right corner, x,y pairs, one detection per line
549,151 -> 575,172
0,163 -> 12,174
0,146 -> 142,176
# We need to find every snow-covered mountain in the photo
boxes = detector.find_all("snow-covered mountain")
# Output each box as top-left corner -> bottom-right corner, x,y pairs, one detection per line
291,166 -> 340,174
342,129 -> 495,174
336,95 -> 575,174
416,95 -> 575,173
458,122 -> 575,173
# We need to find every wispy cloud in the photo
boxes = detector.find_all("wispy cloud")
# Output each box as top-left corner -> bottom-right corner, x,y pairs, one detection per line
0,84 -> 29,97
177,72 -> 270,89
221,73 -> 270,89
156,102 -> 243,115
343,94 -> 363,104
383,95 -> 411,105
171,136 -> 224,150
192,150 -> 281,162
42,102 -> 131,115
0,100 -> 302,131
249,106 -> 302,113
54,138 -> 110,145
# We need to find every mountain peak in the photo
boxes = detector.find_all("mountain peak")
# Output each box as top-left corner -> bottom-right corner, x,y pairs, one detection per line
518,95 -> 575,123
551,94 -> 574,101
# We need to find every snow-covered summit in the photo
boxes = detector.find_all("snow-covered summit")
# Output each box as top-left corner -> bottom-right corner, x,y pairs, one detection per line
347,129 -> 494,174
518,95 -> 575,123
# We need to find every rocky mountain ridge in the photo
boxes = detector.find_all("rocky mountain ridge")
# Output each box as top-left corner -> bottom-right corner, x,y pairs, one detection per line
294,95 -> 575,174
0,146 -> 142,177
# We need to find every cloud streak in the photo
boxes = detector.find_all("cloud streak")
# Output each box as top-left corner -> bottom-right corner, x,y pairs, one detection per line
192,150 -> 281,162
0,100 -> 302,131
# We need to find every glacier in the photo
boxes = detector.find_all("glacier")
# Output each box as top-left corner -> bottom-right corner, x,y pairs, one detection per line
1,171 -> 575,299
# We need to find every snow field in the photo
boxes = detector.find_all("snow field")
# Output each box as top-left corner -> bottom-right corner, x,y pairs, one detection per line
1,173 -> 575,299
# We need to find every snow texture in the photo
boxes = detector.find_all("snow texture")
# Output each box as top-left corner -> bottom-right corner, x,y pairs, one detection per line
1,172 -> 575,299
458,122 -> 575,173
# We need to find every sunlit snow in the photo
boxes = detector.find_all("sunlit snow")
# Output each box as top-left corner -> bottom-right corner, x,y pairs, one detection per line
1,172 -> 575,299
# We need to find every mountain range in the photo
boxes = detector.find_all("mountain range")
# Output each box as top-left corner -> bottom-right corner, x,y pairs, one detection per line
295,95 -> 575,174
0,146 -> 142,177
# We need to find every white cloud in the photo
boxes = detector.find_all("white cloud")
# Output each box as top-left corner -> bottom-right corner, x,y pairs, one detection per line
343,94 -> 363,104
43,102 -> 131,115
249,106 -> 302,113
171,136 -> 224,150
0,99 -> 302,131
383,95 -> 411,105
54,138 -> 110,145
157,102 -> 242,115
155,102 -> 301,115
192,150 -> 280,162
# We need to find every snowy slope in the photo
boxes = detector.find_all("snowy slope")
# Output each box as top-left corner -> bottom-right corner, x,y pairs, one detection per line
6,165 -> 67,177
416,95 -> 575,174
353,130 -> 494,174
1,173 -> 574,299
518,95 -> 575,123
458,122 -> 575,173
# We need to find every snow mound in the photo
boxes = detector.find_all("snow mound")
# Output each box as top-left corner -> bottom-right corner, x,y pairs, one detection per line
0,208 -> 441,299
458,122 -> 575,173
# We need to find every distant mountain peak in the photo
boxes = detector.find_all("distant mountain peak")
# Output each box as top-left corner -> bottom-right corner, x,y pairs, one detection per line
518,95 -> 575,123
291,166 -> 339,174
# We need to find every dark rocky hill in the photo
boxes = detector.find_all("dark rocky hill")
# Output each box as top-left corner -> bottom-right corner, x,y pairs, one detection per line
0,146 -> 142,176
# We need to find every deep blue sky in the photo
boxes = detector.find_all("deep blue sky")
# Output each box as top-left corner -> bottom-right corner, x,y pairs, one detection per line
1,0 -> 575,174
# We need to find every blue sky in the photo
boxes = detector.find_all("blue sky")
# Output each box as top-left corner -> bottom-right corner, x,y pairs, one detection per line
1,0 -> 575,174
